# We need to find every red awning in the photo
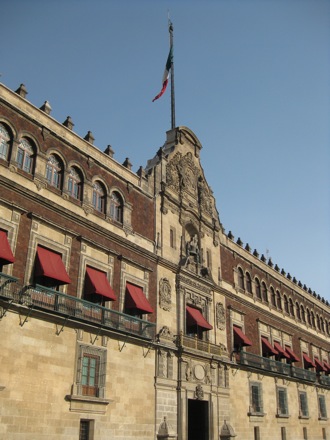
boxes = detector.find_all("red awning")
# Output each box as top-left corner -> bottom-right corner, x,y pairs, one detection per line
85,267 -> 116,301
303,353 -> 316,369
35,246 -> 71,285
285,346 -> 300,362
233,325 -> 252,347
0,230 -> 15,265
323,361 -> 330,373
125,282 -> 154,314
261,337 -> 278,356
274,341 -> 290,359
186,305 -> 213,331
314,358 -> 326,372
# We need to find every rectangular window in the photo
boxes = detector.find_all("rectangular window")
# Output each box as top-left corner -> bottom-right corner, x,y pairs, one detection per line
250,382 -> 263,415
254,426 -> 260,440
322,427 -> 327,440
170,227 -> 175,248
299,391 -> 309,418
281,427 -> 287,440
79,420 -> 94,440
277,387 -> 289,417
82,354 -> 99,397
303,427 -> 308,440
76,345 -> 106,398
319,395 -> 328,420
206,250 -> 211,268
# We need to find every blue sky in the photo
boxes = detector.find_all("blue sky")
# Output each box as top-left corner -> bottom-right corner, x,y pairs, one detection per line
2,0 -> 330,300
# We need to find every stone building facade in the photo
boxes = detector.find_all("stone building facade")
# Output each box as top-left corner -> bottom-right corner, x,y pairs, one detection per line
0,82 -> 329,440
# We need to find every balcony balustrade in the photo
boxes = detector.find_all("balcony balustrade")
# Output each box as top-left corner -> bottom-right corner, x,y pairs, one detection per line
177,333 -> 228,358
0,274 -> 155,340
239,351 -> 291,375
239,351 -> 319,383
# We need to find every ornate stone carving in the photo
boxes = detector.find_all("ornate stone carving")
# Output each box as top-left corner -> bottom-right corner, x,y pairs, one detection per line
159,278 -> 172,311
195,384 -> 204,400
216,302 -> 226,330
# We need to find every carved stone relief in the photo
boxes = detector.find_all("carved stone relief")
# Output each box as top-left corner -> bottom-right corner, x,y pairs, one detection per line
216,302 -> 226,330
159,278 -> 172,311
166,152 -> 214,217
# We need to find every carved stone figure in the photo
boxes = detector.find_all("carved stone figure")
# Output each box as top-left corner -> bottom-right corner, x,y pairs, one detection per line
159,278 -> 172,311
186,234 -> 200,264
216,302 -> 226,330
195,384 -> 204,400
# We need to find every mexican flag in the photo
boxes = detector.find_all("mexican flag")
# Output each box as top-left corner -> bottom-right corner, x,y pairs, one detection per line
152,45 -> 173,102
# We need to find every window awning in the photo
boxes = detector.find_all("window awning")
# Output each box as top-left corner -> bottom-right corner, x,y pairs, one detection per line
233,325 -> 252,347
285,346 -> 300,362
0,230 -> 15,265
273,341 -> 290,359
186,305 -> 213,331
125,282 -> 154,314
314,358 -> 326,372
261,337 -> 278,356
303,353 -> 316,369
323,361 -> 330,373
35,246 -> 71,285
85,266 -> 116,301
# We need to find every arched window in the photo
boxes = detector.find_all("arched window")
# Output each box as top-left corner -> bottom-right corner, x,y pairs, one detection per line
68,167 -> 83,200
300,305 -> 306,323
276,290 -> 282,310
270,287 -> 276,307
238,267 -> 244,290
289,298 -> 295,316
316,314 -> 321,330
326,320 -> 330,336
0,123 -> 12,160
262,282 -> 268,303
92,181 -> 106,213
110,191 -> 123,223
17,137 -> 34,173
311,311 -> 316,328
255,278 -> 261,299
284,295 -> 289,314
46,154 -> 63,189
246,272 -> 252,294
320,317 -> 325,333
295,302 -> 301,320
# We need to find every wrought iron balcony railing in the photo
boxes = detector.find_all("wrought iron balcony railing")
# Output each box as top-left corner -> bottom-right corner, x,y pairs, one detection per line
239,351 -> 291,376
0,274 -> 155,340
239,351 -> 319,383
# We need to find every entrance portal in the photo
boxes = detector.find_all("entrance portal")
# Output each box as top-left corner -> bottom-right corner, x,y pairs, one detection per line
188,399 -> 209,440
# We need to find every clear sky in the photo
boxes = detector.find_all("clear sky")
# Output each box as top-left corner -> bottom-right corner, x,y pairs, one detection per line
2,0 -> 330,300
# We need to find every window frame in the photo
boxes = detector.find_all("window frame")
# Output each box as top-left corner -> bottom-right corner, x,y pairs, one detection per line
299,391 -> 309,419
249,381 -> 264,416
92,181 -> 106,214
237,267 -> 244,290
46,153 -> 63,189
0,122 -> 11,161
277,387 -> 289,418
68,166 -> 83,200
79,419 -> 94,440
110,191 -> 123,223
318,394 -> 328,420
17,137 -> 34,174
75,344 -> 107,399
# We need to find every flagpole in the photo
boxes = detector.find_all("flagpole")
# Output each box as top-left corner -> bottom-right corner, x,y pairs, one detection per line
169,20 -> 175,130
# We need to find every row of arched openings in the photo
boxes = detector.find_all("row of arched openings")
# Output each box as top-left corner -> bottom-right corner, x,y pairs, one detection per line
0,122 -> 123,223
237,267 -> 329,336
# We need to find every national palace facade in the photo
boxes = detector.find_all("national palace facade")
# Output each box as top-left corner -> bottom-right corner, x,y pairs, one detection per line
0,82 -> 329,440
